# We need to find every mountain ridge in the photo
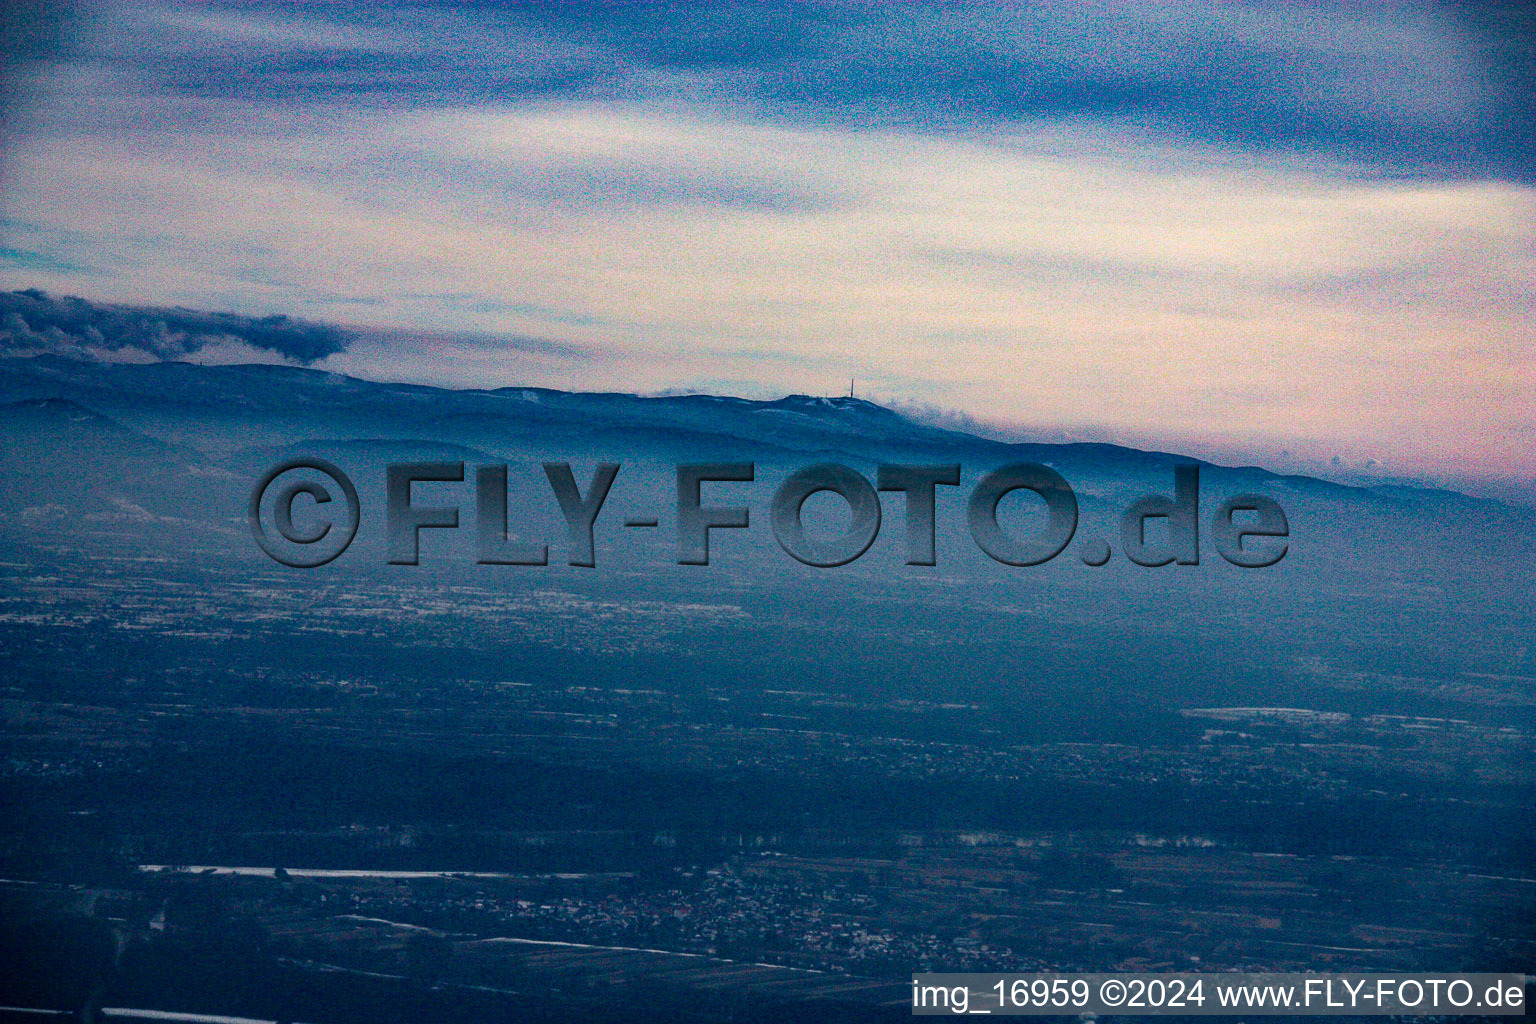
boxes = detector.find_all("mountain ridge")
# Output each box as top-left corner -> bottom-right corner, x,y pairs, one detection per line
0,354 -> 1526,519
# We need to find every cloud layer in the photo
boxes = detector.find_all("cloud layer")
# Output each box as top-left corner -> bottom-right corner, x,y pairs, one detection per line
0,1 -> 1532,477
14,2 -> 1529,178
0,288 -> 351,364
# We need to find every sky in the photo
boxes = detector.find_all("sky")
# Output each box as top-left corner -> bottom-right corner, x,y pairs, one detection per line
1,1 -> 1533,479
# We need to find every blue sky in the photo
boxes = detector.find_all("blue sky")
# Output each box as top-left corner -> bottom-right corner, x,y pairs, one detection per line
1,1 -> 1532,477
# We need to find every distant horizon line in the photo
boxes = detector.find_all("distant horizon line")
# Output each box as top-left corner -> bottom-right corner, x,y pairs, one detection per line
2,286 -> 1533,499
5,349 -> 1536,515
